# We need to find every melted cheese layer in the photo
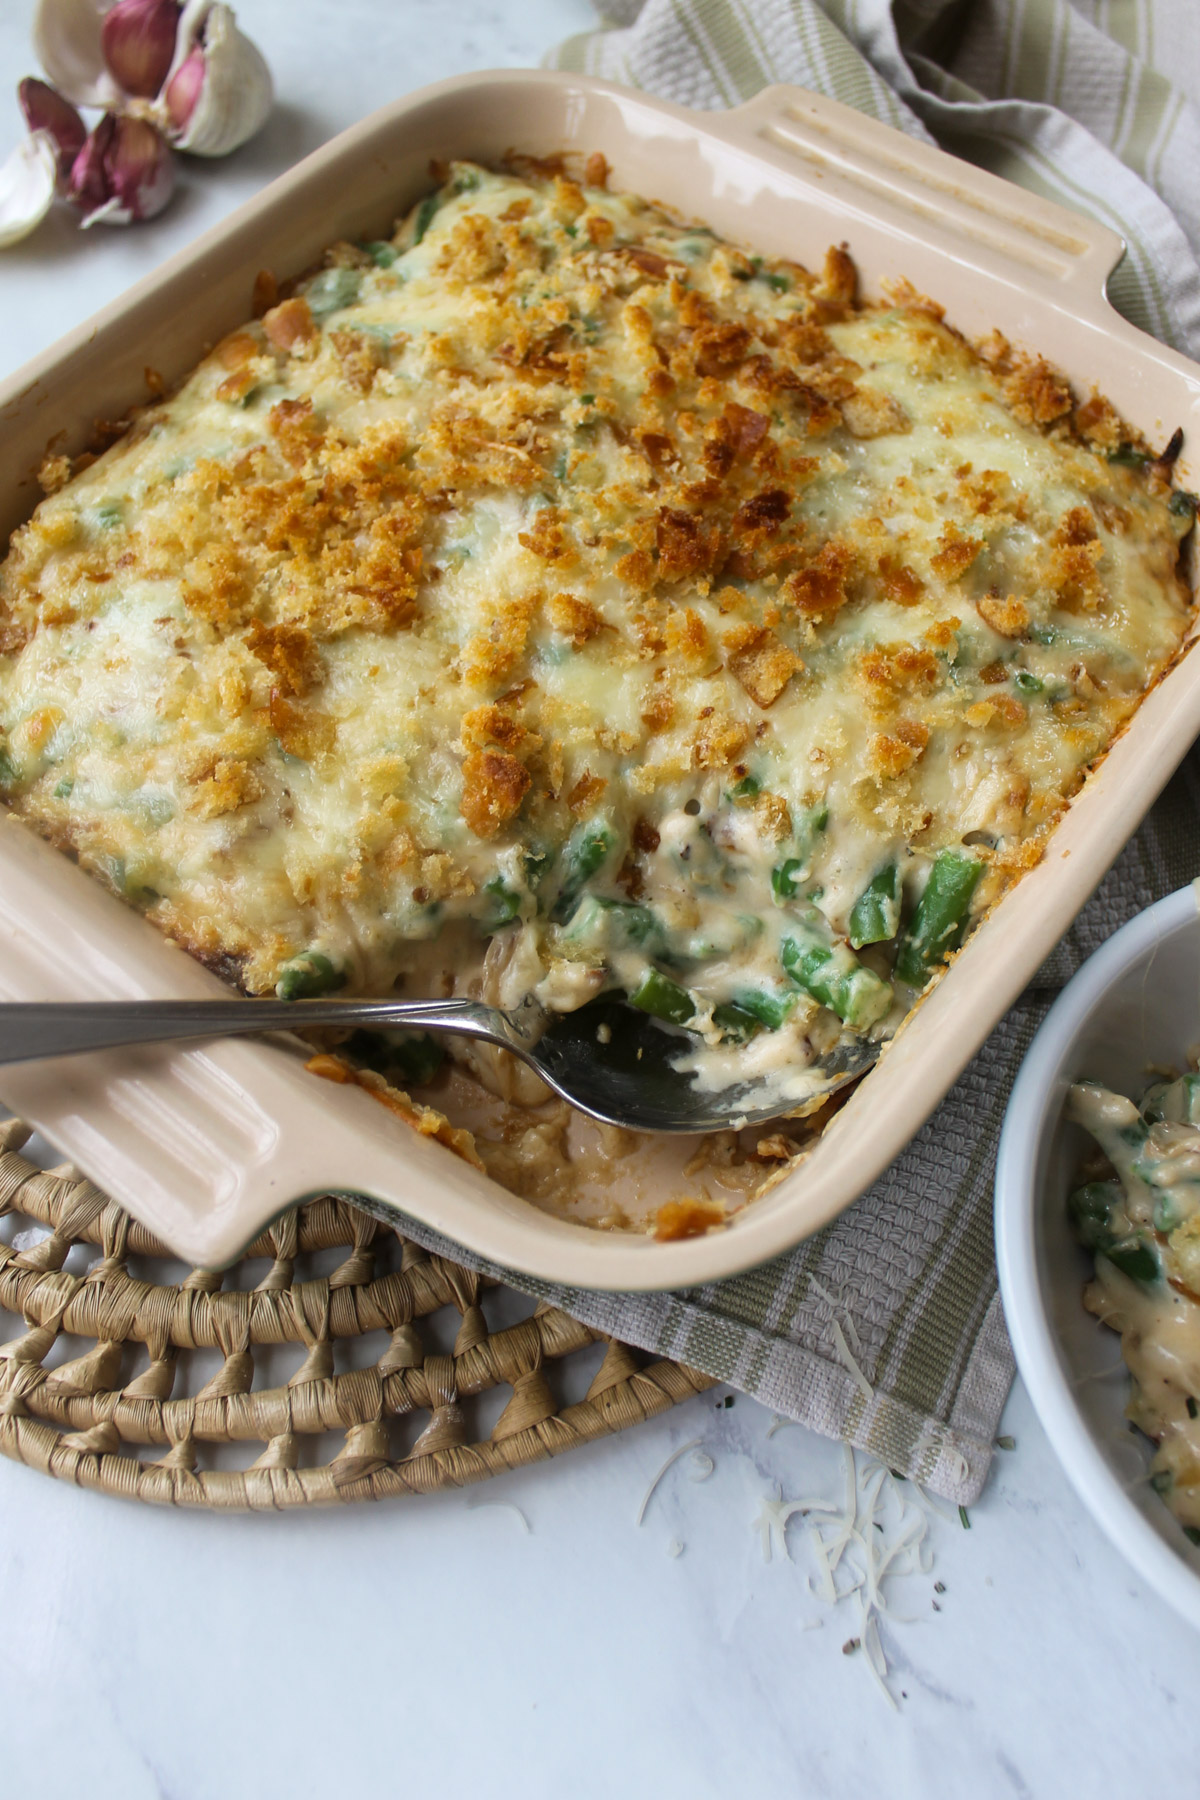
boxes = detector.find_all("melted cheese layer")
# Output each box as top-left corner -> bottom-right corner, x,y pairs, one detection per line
0,162 -> 1192,1099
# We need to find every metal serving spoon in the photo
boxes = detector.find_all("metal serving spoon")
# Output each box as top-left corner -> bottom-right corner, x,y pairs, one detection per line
0,994 -> 878,1134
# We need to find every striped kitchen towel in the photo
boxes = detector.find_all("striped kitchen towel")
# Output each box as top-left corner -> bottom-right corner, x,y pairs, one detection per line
405,1 -> 1200,1504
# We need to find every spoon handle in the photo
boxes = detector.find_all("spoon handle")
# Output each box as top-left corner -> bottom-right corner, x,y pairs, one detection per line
0,997 -> 521,1066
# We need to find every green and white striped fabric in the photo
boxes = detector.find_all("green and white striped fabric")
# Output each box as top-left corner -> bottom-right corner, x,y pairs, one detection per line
405,0 -> 1200,1503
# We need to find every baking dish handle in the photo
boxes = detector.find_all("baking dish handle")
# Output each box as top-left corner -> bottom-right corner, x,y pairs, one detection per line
712,84 -> 1125,312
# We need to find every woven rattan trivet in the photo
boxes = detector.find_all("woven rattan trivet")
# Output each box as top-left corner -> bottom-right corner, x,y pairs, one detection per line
0,1119 -> 711,1509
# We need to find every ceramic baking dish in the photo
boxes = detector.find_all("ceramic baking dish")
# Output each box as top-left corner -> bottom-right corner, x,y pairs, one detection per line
2,70 -> 1199,1288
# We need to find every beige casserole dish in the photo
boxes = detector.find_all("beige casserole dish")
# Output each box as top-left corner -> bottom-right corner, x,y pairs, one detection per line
2,69 -> 1199,1287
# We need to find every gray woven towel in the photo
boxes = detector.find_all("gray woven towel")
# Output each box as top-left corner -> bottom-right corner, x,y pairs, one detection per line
403,0 -> 1200,1503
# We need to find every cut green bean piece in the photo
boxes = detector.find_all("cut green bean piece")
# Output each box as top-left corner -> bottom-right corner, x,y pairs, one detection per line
1104,1240 -> 1161,1285
412,193 -> 440,245
1143,1072 -> 1200,1126
1107,443 -> 1152,469
277,950 -> 343,1002
550,822 -> 617,921
1068,1182 -> 1159,1284
560,892 -> 655,949
771,807 -> 829,902
711,1002 -> 761,1041
729,987 -> 796,1030
894,850 -> 983,986
629,969 -> 696,1026
1067,1181 -> 1126,1251
848,863 -> 902,949
304,267 -> 361,319
772,859 -> 804,901
781,930 -> 892,1030
483,877 -> 522,927
386,1031 -> 445,1086
345,1029 -> 444,1086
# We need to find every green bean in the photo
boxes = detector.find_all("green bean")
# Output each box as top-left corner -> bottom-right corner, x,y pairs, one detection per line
1143,1073 -> 1200,1126
727,987 -> 796,1030
523,846 -> 552,888
629,969 -> 695,1026
1067,1181 -> 1126,1251
364,240 -> 397,268
277,951 -> 343,1002
894,850 -> 982,986
560,893 -> 655,949
550,822 -> 617,921
781,929 -> 892,1030
711,1002 -> 760,1041
411,194 -> 440,245
1170,489 -> 1197,521
1068,1182 -> 1159,1284
303,267 -> 361,319
848,863 -> 902,949
1105,1240 -> 1161,1284
345,1029 -> 444,1086
1108,443 -> 1152,469
483,877 -> 522,927
772,859 -> 804,901
727,774 -> 760,801
771,805 -> 829,902
680,914 -> 763,961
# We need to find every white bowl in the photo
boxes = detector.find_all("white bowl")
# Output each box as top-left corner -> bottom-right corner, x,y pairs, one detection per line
995,883 -> 1200,1630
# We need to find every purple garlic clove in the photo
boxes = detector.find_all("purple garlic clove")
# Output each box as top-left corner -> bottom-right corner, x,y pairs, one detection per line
163,49 -> 205,133
17,76 -> 87,189
68,112 -> 176,226
161,3 -> 272,158
100,0 -> 182,101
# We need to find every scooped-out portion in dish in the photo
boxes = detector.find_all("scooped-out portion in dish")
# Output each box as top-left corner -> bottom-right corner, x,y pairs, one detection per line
0,155 -> 1194,1224
1068,1073 -> 1200,1538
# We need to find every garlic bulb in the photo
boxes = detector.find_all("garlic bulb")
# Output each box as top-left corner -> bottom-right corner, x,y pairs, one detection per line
162,2 -> 273,158
0,132 -> 59,247
68,113 -> 176,225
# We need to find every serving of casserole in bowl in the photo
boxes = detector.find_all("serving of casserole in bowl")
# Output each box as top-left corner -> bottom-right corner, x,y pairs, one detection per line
2,70 -> 1199,1287
995,886 -> 1200,1631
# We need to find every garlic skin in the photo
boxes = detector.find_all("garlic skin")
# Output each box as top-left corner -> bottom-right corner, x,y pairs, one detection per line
101,0 -> 182,101
0,131 -> 59,247
18,76 -> 87,188
162,2 -> 272,158
32,0 -> 120,111
68,112 -> 176,226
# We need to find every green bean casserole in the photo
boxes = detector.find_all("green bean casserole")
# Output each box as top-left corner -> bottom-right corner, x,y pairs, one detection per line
0,158 -> 1194,1195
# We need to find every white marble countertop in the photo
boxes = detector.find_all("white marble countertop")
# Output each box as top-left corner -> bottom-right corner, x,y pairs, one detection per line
2,2 -> 1199,1792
